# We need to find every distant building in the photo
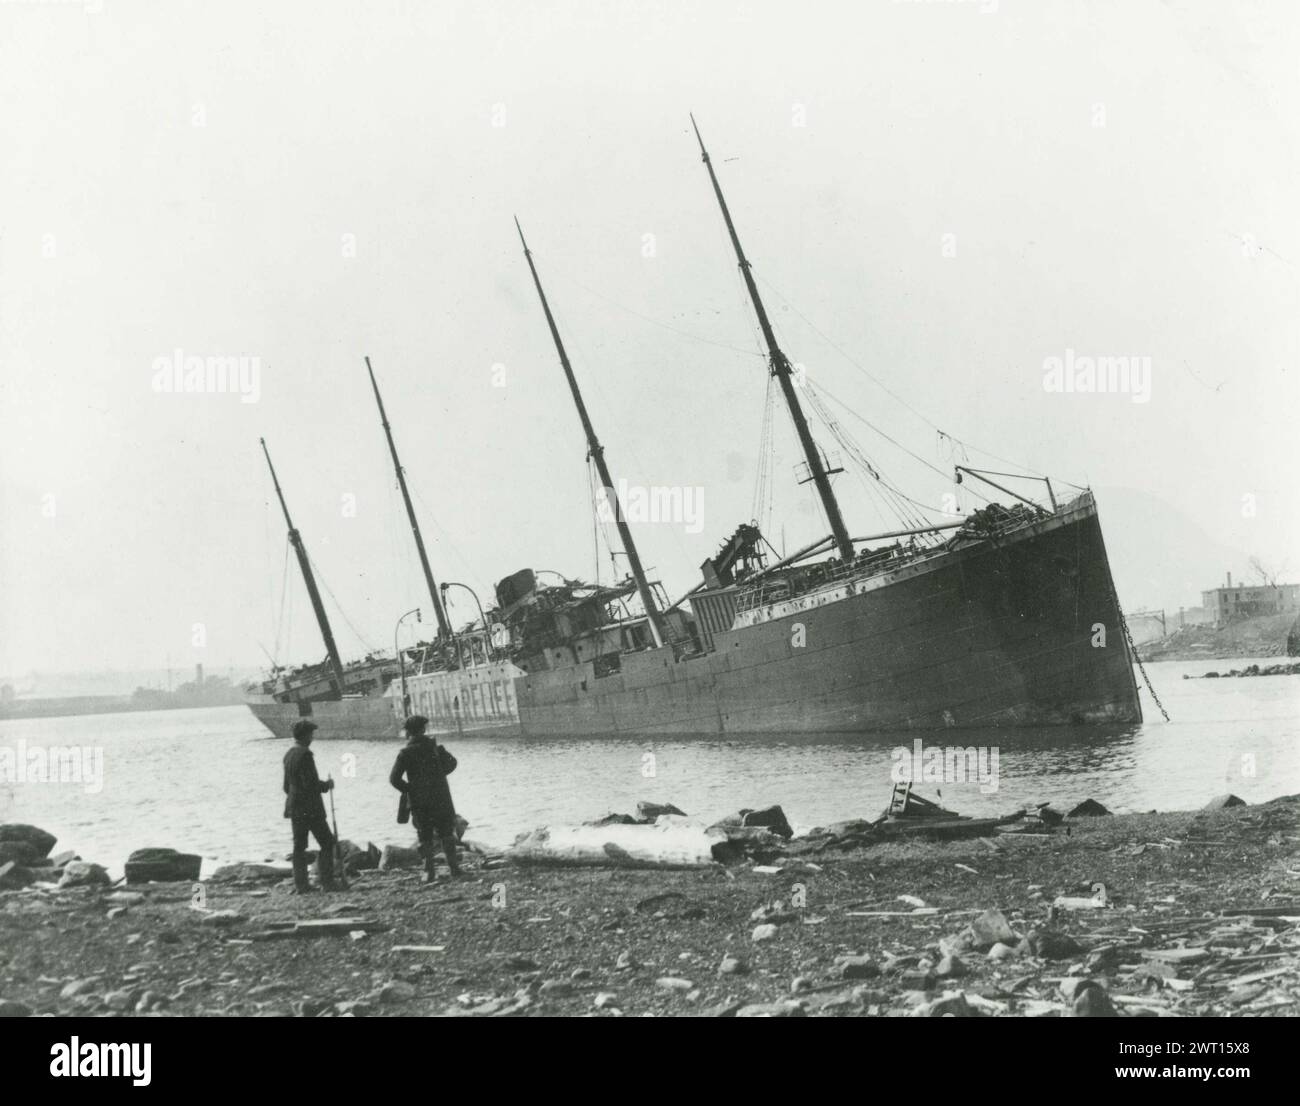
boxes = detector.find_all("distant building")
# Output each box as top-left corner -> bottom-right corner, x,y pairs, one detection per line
1202,571 -> 1300,626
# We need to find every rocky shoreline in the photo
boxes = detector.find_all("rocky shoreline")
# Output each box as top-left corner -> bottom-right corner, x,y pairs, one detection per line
1,794 -> 1297,1018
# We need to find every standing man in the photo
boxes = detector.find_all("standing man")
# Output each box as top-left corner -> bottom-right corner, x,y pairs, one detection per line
389,715 -> 461,885
283,720 -> 337,893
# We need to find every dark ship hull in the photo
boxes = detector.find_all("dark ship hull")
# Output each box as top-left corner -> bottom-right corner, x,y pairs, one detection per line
407,492 -> 1141,736
245,694 -> 399,741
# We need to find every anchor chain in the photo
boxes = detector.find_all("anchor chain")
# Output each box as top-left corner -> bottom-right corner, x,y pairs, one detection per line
1119,608 -> 1170,722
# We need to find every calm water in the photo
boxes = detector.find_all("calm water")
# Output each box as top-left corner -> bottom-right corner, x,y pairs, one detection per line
2,659 -> 1297,876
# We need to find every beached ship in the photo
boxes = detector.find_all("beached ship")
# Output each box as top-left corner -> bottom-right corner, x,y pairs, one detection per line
244,438 -> 401,740
402,119 -> 1142,735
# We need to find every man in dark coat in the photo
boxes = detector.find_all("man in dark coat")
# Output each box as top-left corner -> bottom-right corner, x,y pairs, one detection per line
283,719 -> 337,893
389,715 -> 460,884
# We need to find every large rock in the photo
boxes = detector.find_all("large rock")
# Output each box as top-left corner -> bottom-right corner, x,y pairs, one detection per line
1203,794 -> 1246,811
708,826 -> 785,865
0,824 -> 56,858
0,841 -> 42,866
635,801 -> 686,822
124,848 -> 202,884
58,861 -> 111,889
1067,799 -> 1111,818
708,807 -> 795,839
585,813 -> 637,827
741,805 -> 794,839
0,861 -> 36,890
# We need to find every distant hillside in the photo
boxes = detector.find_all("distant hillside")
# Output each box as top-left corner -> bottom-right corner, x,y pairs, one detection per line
1138,612 -> 1297,662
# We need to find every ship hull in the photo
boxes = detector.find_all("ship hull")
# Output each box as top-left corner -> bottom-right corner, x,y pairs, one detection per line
245,696 -> 400,741
404,661 -> 525,738
398,494 -> 1140,738
513,495 -> 1141,735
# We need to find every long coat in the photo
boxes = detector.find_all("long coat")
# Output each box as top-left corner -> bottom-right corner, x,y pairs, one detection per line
389,738 -> 456,822
282,744 -> 329,820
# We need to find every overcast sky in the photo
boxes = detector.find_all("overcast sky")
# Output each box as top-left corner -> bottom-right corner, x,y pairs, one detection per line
2,0 -> 1296,676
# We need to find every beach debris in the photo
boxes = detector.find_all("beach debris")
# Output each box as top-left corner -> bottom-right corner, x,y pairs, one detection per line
752,923 -> 778,943
835,954 -> 880,980
60,978 -> 99,999
750,900 -> 799,926
1068,799 -> 1111,818
0,1000 -> 33,1018
1025,928 -> 1085,960
57,861 -> 111,890
1203,794 -> 1246,811
634,891 -> 698,918
104,988 -> 140,1012
718,953 -> 748,976
323,840 -> 380,876
392,945 -> 446,954
909,990 -> 975,1017
208,862 -> 291,885
1061,979 -> 1118,1017
246,916 -> 387,940
594,992 -> 618,1009
509,823 -> 721,869
935,954 -> 968,978
1141,947 -> 1211,966
196,909 -> 245,928
125,847 -> 202,884
967,908 -> 1018,950
1053,894 -> 1109,910
655,976 -> 694,992
370,980 -> 416,1004
735,1002 -> 806,1017
378,843 -> 423,870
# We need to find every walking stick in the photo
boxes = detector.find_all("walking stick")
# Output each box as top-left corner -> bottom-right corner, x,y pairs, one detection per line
327,776 -> 348,890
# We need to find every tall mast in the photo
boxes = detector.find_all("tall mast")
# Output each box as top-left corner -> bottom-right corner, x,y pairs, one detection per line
260,438 -> 347,695
690,116 -> 855,562
364,356 -> 453,641
514,218 -> 668,649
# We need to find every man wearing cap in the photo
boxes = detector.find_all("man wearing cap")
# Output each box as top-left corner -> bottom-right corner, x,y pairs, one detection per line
283,720 -> 337,893
389,715 -> 461,884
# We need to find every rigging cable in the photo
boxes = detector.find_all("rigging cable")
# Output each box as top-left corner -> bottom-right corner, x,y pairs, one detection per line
304,551 -> 378,656
754,272 -> 1058,481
